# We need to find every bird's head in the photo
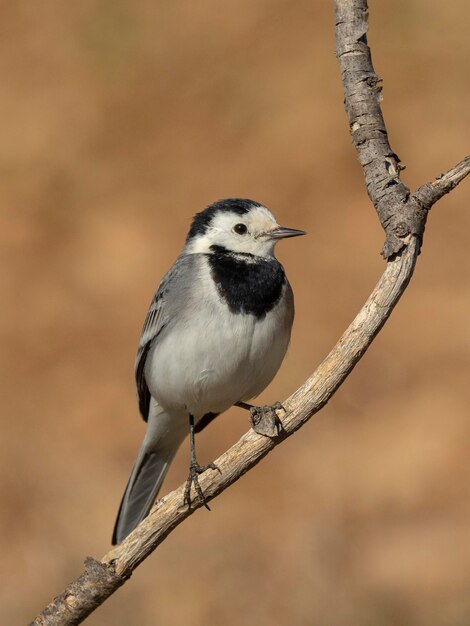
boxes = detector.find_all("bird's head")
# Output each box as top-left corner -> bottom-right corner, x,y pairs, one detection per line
184,198 -> 305,258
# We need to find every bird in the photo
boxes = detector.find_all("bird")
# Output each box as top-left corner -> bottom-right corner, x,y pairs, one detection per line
112,198 -> 305,544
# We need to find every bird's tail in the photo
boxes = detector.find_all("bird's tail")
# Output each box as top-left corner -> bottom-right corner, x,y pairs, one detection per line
112,405 -> 184,545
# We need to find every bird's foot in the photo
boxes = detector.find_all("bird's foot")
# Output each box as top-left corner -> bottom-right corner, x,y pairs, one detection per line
183,461 -> 219,510
249,401 -> 285,437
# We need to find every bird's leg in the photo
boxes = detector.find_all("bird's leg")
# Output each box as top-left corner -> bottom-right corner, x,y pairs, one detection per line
235,401 -> 285,437
184,413 -> 219,510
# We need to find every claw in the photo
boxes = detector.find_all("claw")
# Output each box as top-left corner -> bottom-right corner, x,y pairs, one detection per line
249,402 -> 285,437
184,461 -> 219,510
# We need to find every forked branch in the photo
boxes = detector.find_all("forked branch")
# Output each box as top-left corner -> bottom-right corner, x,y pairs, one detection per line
31,2 -> 470,624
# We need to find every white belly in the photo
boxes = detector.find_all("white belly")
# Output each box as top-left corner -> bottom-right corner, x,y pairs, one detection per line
145,292 -> 292,420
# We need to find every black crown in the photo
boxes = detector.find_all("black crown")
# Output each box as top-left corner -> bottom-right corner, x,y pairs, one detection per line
186,198 -> 263,242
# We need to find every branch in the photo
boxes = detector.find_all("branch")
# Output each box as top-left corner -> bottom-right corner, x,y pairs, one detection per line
335,1 -> 413,256
413,155 -> 470,209
31,2 -> 469,624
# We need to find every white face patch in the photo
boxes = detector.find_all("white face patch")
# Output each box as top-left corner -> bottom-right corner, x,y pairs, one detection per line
186,206 -> 280,257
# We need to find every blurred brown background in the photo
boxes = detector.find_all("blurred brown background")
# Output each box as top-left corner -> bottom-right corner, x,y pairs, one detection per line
1,1 -> 469,624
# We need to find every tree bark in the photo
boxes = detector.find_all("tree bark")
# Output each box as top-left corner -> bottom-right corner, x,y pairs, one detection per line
30,2 -> 470,624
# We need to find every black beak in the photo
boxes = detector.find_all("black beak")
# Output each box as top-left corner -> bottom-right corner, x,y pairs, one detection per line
269,226 -> 306,239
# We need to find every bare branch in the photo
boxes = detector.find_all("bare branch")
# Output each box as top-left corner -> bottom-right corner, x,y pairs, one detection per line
30,2 -> 469,624
335,0 -> 419,258
31,237 -> 420,626
413,155 -> 470,209
334,0 -> 468,258
31,559 -> 127,626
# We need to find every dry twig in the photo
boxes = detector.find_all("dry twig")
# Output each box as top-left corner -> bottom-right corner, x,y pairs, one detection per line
31,2 -> 470,624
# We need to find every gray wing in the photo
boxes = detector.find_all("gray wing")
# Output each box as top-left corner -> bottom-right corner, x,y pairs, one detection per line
135,253 -> 195,421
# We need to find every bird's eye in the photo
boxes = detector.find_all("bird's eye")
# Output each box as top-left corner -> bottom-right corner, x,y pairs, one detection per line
233,223 -> 248,235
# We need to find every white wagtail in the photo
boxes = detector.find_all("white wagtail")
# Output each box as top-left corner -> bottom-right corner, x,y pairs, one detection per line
112,198 -> 305,544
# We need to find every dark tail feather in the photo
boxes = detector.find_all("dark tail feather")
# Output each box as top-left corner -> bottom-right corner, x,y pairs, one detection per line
112,444 -> 176,545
